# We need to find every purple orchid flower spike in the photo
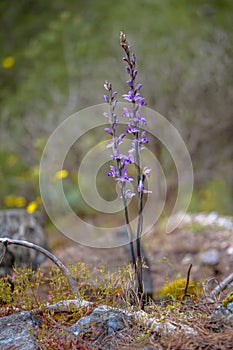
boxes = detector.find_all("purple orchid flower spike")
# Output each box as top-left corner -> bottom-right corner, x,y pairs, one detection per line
103,32 -> 152,309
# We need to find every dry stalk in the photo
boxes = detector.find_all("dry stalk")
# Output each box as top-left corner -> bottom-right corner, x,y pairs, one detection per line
0,237 -> 79,296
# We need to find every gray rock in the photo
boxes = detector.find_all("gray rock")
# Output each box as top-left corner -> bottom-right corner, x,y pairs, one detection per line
0,209 -> 47,275
227,301 -> 233,313
199,249 -> 220,266
69,305 -> 132,338
0,311 -> 41,350
210,299 -> 233,331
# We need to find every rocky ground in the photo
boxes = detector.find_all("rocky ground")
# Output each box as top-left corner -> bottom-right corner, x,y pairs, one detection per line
1,211 -> 233,349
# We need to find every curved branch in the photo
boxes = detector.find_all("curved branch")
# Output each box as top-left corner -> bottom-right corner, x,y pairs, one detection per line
0,237 -> 79,296
208,272 -> 233,302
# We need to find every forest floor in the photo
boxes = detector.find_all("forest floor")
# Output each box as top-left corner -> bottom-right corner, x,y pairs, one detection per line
39,212 -> 233,349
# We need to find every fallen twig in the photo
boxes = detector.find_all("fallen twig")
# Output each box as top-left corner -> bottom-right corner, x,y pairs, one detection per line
0,237 -> 79,296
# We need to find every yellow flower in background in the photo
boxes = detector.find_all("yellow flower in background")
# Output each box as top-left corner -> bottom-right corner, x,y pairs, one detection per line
2,56 -> 15,69
26,201 -> 38,214
4,195 -> 26,208
4,195 -> 40,212
15,196 -> 26,208
4,195 -> 15,207
55,169 -> 69,180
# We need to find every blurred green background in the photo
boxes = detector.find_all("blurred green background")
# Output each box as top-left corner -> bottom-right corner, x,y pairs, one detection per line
0,0 -> 232,217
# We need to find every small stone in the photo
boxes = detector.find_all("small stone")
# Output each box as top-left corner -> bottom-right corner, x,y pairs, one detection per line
199,249 -> 220,266
181,253 -> 193,265
69,306 -> 132,339
210,304 -> 233,331
226,246 -> 233,256
210,292 -> 233,331
0,209 -> 47,276
0,311 -> 41,350
227,301 -> 233,313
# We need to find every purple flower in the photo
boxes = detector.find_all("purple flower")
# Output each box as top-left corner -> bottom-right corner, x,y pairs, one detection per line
136,131 -> 148,143
125,66 -> 130,74
118,133 -> 126,141
134,93 -> 147,105
112,99 -> 117,109
138,98 -> 147,106
108,165 -> 119,177
132,70 -> 138,79
126,126 -> 140,134
141,137 -> 148,143
135,131 -> 149,144
122,156 -> 132,165
104,81 -> 112,90
122,108 -> 131,118
104,127 -> 113,135
138,179 -> 152,193
127,80 -> 134,89
135,83 -> 143,91
104,33 -> 152,239
106,133 -> 125,150
110,149 -> 124,160
117,168 -> 133,182
141,130 -> 146,137
132,53 -> 136,65
128,148 -> 135,162
122,90 -> 135,102
129,113 -> 146,125
123,91 -> 147,106
123,189 -> 135,199
137,115 -> 147,125
143,166 -> 151,177
136,137 -> 148,144
115,134 -> 126,147
115,133 -> 126,147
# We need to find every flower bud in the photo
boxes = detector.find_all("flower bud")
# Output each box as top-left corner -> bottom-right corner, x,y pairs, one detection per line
120,31 -> 127,44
